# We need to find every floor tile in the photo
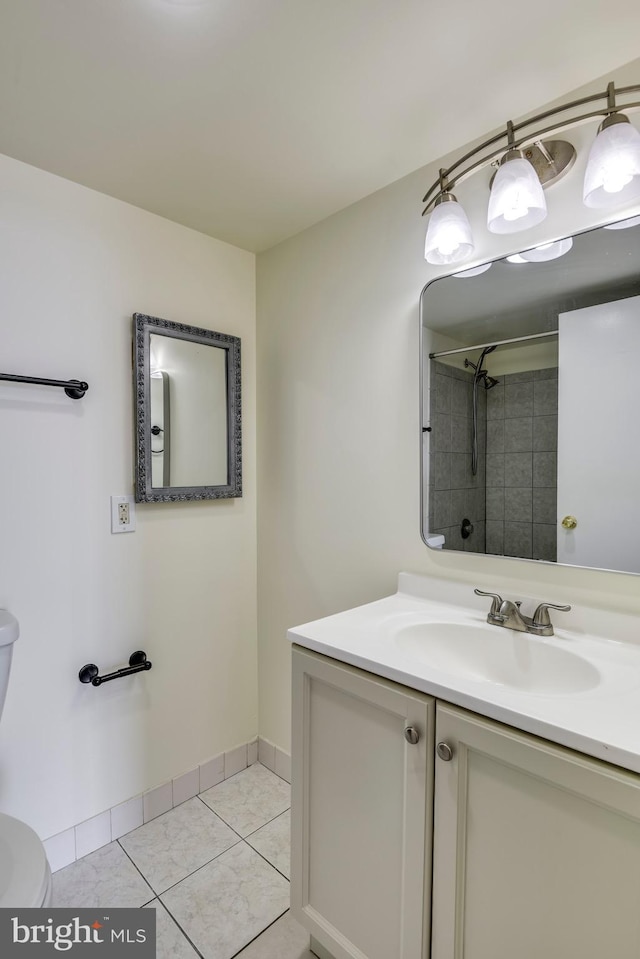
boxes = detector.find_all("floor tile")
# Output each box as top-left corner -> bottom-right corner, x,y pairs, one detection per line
199,763 -> 290,837
235,912 -> 314,959
120,797 -> 239,894
52,841 -> 153,908
161,842 -> 290,959
246,810 -> 290,878
144,900 -> 200,959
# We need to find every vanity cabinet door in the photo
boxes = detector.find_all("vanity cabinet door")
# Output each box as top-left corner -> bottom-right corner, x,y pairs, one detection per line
291,646 -> 435,959
432,703 -> 640,959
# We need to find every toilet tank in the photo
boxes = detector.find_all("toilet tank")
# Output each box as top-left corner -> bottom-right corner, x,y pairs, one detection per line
0,612 -> 19,721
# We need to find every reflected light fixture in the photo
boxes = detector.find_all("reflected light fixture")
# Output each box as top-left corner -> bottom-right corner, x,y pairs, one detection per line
422,80 -> 640,267
452,262 -> 492,278
519,237 -> 573,262
505,237 -> 573,263
604,213 -> 640,229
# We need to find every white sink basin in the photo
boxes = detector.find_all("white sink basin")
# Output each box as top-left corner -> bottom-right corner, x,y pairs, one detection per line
394,621 -> 601,694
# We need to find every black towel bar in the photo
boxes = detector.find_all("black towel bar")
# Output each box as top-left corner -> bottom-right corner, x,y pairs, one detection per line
79,650 -> 152,687
0,372 -> 89,399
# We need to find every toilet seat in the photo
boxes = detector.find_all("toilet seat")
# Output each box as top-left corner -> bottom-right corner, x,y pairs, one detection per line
0,812 -> 52,907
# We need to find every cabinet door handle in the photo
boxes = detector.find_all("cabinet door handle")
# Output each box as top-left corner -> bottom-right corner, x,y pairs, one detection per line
404,726 -> 420,745
436,741 -> 454,762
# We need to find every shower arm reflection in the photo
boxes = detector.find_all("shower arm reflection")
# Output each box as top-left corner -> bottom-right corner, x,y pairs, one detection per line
464,346 -> 500,476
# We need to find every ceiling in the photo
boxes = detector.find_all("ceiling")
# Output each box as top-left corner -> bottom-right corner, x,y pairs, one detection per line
1,1 -> 640,252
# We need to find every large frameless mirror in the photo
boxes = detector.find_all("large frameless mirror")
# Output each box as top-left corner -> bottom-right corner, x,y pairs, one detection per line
134,312 -> 241,502
421,214 -> 640,575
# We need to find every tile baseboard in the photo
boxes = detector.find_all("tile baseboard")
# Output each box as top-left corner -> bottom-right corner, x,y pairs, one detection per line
44,736 -> 290,873
258,737 -> 291,784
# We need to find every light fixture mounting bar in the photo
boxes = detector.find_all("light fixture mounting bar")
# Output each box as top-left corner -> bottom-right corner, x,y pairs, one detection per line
421,82 -> 640,215
493,140 -> 577,189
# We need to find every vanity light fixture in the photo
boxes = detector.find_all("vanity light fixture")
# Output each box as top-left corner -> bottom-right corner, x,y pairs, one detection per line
583,85 -> 640,208
422,80 -> 640,266
487,124 -> 548,234
424,184 -> 475,265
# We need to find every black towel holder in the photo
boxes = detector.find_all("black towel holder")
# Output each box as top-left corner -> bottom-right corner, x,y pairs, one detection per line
0,372 -> 89,399
79,650 -> 152,687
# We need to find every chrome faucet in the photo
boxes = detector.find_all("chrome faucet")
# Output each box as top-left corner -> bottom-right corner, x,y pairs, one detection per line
474,589 -> 571,637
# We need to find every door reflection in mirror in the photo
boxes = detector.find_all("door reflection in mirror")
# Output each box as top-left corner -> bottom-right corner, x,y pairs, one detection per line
150,369 -> 170,487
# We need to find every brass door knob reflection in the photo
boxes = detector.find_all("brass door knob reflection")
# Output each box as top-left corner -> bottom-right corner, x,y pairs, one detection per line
561,515 -> 578,530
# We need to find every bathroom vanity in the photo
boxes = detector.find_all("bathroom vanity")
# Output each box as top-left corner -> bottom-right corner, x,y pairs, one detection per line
289,574 -> 640,959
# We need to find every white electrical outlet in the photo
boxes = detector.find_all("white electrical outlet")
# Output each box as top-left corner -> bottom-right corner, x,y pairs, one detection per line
111,495 -> 136,534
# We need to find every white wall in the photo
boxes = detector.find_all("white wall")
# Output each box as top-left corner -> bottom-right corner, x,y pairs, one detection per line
256,58 -> 640,752
0,155 -> 257,840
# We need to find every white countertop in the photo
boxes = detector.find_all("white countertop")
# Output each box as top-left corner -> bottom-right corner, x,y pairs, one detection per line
288,572 -> 640,775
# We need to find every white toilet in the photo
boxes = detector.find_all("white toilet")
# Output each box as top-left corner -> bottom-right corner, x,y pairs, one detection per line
0,610 -> 53,907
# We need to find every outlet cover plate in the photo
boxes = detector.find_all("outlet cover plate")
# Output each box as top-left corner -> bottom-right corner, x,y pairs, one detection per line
111,495 -> 136,533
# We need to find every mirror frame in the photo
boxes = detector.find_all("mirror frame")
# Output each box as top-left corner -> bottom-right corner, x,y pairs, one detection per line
133,312 -> 242,503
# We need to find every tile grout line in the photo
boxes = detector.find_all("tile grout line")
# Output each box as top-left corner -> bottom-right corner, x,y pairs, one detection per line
155,838 -> 289,908
197,792 -> 291,842
242,841 -> 291,883
154,837 -> 244,898
116,838 -> 157,899
243,806 -> 291,840
228,908 -> 291,959
156,841 -> 290,957
194,794 -> 248,840
118,835 -> 239,959
152,897 -> 209,959
117,790 -> 251,896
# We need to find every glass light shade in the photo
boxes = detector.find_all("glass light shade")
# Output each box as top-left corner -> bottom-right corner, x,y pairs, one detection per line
487,155 -> 547,234
519,237 -> 573,262
424,196 -> 474,265
583,117 -> 640,208
506,253 -> 529,264
452,262 -> 492,278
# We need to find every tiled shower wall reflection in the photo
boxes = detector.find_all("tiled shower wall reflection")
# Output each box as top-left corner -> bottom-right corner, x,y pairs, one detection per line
428,362 -> 558,559
485,368 -> 558,561
429,361 -> 486,553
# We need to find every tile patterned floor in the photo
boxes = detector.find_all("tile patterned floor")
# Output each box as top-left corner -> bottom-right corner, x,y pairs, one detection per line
52,764 -> 315,959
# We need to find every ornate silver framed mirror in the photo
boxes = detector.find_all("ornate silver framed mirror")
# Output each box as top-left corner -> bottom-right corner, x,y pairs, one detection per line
133,312 -> 242,503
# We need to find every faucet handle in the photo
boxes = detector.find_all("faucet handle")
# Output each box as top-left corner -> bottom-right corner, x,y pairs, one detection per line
474,588 -> 503,617
532,602 -> 572,627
